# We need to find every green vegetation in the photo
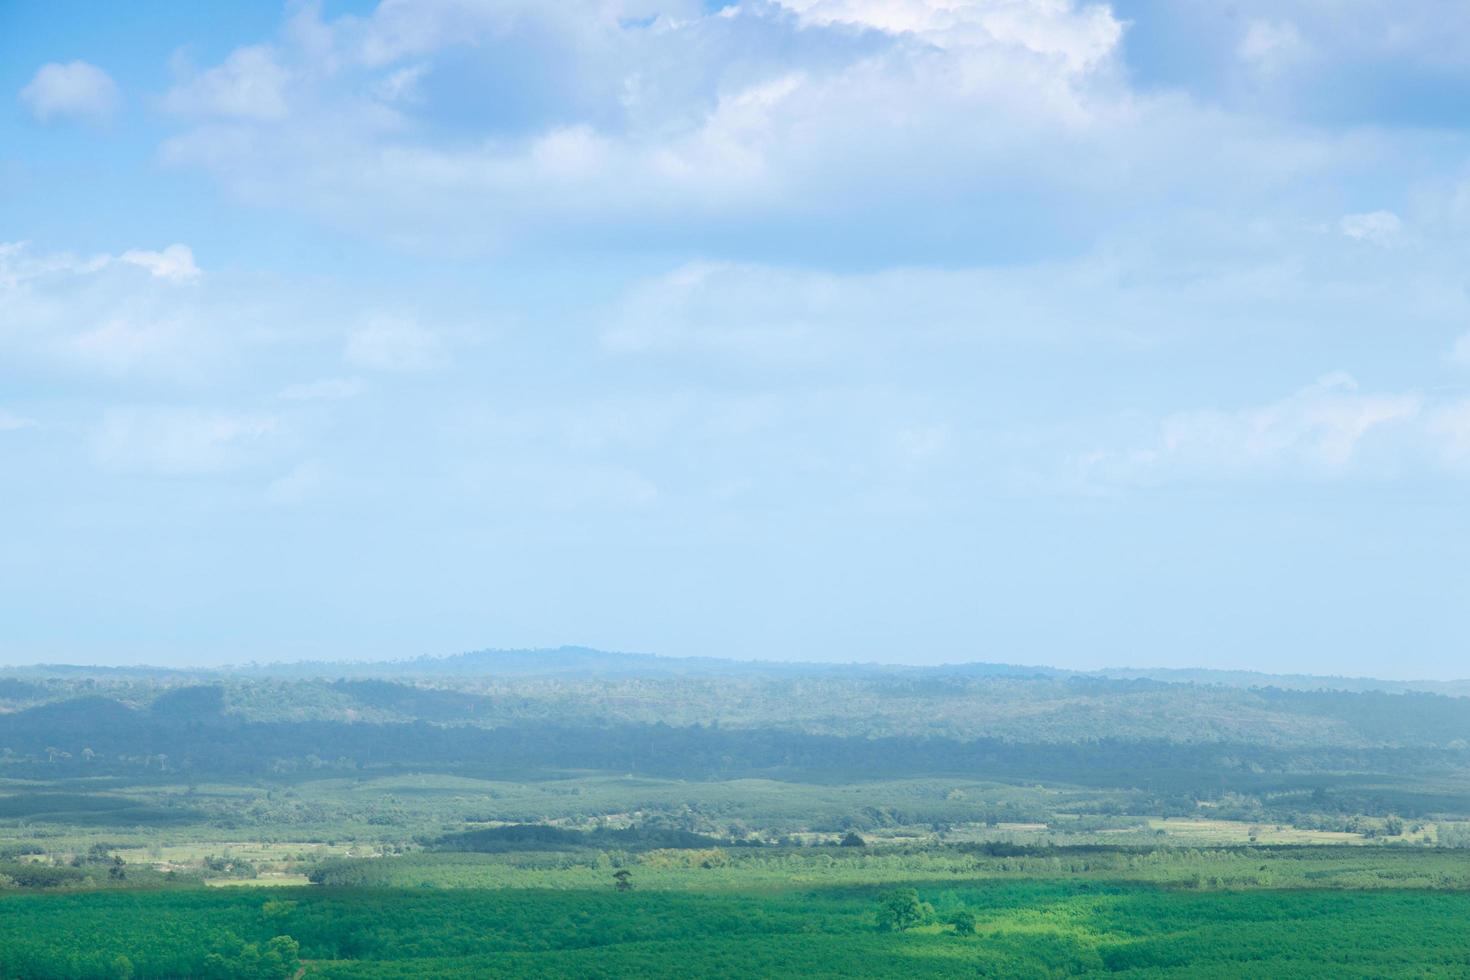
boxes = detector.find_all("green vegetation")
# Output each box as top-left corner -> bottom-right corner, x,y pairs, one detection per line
3,873 -> 1470,977
1,654 -> 1468,976
300,842 -> 1470,892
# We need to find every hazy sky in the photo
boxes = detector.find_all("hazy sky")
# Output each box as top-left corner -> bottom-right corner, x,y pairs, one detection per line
4,1 -> 1470,675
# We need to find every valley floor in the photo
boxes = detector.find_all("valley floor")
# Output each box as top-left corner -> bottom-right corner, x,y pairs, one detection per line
4,846 -> 1470,978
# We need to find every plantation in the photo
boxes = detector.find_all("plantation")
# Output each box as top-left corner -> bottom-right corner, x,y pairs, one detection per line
3,875 -> 1470,978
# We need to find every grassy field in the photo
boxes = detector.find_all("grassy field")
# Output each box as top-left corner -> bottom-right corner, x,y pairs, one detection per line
1143,818 -> 1379,844
5,771 -> 1440,864
299,844 -> 1470,892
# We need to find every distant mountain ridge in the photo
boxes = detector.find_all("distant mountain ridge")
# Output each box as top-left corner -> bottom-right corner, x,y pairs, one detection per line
3,645 -> 1467,696
1089,666 -> 1470,695
241,646 -> 1071,682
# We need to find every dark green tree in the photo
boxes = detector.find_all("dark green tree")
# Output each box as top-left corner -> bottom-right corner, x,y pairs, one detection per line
876,888 -> 934,931
200,932 -> 300,980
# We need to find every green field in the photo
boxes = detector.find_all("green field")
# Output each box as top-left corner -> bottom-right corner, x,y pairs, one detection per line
4,874 -> 1470,978
5,844 -> 1470,977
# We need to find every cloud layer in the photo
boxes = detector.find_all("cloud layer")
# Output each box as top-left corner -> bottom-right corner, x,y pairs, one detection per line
10,1 -> 1470,670
145,0 -> 1159,257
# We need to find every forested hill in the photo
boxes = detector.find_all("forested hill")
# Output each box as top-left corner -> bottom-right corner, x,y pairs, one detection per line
1089,666 -> 1470,695
8,646 -> 1462,696
266,647 -> 1470,695
1,689 -> 1466,803
1,650 -> 1467,757
238,647 -> 1071,682
2,671 -> 1469,751
1,667 -> 1468,822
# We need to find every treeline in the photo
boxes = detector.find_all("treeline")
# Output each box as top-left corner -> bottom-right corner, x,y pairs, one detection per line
1,692 -> 1468,816
431,824 -> 728,853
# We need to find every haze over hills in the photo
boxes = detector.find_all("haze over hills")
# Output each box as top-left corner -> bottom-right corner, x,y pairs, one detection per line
4,645 -> 1468,697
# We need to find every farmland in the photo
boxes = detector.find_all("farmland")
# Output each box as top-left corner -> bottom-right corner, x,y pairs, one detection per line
1,655 -> 1468,976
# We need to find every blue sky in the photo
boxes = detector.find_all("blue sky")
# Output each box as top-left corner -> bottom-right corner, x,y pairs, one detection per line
4,0 -> 1470,675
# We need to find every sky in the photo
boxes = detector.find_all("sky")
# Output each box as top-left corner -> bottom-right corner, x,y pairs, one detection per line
3,0 -> 1470,676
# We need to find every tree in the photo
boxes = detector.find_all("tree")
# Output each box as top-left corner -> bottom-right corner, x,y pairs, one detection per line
201,932 -> 300,980
876,888 -> 934,931
613,869 -> 634,892
948,908 -> 977,935
839,832 -> 866,847
262,935 -> 301,978
1384,814 -> 1405,837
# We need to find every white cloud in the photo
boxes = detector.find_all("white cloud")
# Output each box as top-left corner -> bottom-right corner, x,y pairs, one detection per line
777,0 -> 1123,73
0,241 -> 217,379
372,63 -> 428,104
1162,373 -> 1418,469
0,410 -> 38,432
1238,20 -> 1310,70
165,45 -> 292,120
94,407 -> 279,476
1220,2 -> 1470,81
345,316 -> 445,372
18,61 -> 118,123
152,0 -> 1459,276
116,0 -> 1470,274
0,241 -> 102,287
277,377 -> 366,401
603,260 -> 1077,362
153,0 -> 1158,254
119,244 -> 202,282
67,313 -> 202,377
0,240 -> 199,287
1339,210 -> 1403,247
1080,374 -> 1429,485
1427,400 -> 1470,469
889,424 -> 950,465
604,262 -> 834,361
602,231 -> 1470,367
